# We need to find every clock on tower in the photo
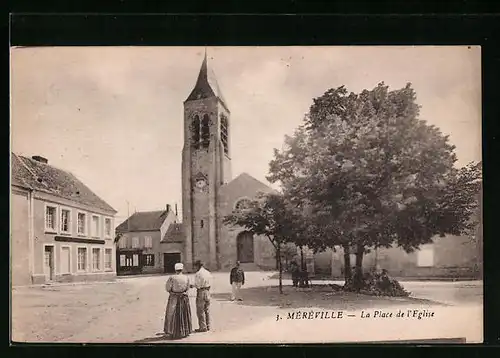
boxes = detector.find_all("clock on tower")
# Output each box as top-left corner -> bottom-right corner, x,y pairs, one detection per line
195,178 -> 207,191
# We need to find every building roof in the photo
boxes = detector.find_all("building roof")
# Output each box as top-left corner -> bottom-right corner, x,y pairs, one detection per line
11,153 -> 117,213
161,223 -> 185,243
232,172 -> 274,189
222,172 -> 276,195
185,51 -> 228,110
116,210 -> 168,233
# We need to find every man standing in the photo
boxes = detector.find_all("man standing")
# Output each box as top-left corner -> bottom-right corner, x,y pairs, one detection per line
191,260 -> 212,332
230,261 -> 245,301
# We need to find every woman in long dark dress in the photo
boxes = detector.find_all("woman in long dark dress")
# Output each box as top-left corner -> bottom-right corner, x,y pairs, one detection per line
164,263 -> 192,339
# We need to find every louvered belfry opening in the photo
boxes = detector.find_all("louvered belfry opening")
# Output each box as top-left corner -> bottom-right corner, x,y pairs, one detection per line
201,114 -> 210,148
192,115 -> 201,149
221,113 -> 229,155
191,114 -> 210,149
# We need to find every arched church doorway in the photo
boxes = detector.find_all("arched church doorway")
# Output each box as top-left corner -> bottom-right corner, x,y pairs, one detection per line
237,231 -> 254,263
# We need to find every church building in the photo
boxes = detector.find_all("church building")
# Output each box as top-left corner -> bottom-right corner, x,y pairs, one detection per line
181,52 -> 277,272
115,52 -> 482,280
115,53 -> 277,274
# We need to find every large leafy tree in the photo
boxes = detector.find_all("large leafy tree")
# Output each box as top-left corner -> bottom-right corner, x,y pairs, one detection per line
223,192 -> 302,294
268,82 -> 482,288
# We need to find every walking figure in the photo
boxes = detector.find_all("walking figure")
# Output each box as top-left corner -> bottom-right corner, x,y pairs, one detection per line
163,263 -> 192,339
230,261 -> 245,301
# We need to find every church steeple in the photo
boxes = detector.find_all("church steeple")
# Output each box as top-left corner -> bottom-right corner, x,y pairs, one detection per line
185,50 -> 228,109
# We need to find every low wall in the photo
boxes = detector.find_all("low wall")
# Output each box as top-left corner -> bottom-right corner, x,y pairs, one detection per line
31,273 -> 116,285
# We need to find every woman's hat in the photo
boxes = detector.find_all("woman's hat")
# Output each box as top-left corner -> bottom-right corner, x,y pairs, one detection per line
174,263 -> 183,271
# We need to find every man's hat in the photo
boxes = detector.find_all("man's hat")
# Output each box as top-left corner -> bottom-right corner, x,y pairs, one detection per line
194,260 -> 202,267
174,263 -> 184,271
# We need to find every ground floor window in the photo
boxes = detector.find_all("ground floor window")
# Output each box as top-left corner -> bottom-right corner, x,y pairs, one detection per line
104,249 -> 113,270
119,253 -> 140,268
126,256 -> 133,267
143,254 -> 155,266
132,254 -> 139,266
92,248 -> 101,271
77,247 -> 87,271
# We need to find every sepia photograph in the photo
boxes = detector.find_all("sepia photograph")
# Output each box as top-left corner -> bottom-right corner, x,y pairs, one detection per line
10,46 -> 482,344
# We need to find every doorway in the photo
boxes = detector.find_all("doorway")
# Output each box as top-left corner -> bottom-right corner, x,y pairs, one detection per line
237,231 -> 254,263
60,246 -> 71,274
44,246 -> 55,281
163,253 -> 181,274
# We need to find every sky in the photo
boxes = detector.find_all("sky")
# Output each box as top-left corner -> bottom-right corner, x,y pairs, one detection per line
10,46 -> 482,226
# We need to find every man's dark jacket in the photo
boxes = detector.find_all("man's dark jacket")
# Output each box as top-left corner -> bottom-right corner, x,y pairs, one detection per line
230,267 -> 245,285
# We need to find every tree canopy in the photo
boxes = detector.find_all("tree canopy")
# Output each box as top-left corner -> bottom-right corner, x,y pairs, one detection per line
267,82 -> 482,285
223,191 -> 304,293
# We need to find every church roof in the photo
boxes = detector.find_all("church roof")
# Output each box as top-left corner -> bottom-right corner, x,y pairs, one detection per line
227,172 -> 274,191
11,153 -> 117,213
185,51 -> 228,110
116,210 -> 168,233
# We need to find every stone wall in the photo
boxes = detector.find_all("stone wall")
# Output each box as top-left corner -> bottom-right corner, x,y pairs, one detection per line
216,173 -> 276,271
314,234 -> 482,279
254,235 -> 277,269
217,225 -> 276,271
11,188 -> 32,286
32,272 -> 116,285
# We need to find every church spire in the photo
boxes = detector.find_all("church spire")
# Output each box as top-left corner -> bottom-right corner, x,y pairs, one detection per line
185,49 -> 228,109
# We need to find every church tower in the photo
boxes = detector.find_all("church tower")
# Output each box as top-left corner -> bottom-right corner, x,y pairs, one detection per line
182,51 -> 232,272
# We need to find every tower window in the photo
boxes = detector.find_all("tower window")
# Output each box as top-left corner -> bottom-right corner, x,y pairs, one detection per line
201,114 -> 210,148
192,115 -> 200,149
221,114 -> 229,155
201,220 -> 204,228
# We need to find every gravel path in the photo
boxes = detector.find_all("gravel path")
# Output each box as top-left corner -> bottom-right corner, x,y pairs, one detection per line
11,273 -> 483,343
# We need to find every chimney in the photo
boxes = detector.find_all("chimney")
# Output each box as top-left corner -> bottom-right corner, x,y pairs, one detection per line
166,204 -> 171,213
32,155 -> 48,164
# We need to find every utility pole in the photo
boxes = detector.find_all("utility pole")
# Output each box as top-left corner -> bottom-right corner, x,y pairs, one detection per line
126,200 -> 130,232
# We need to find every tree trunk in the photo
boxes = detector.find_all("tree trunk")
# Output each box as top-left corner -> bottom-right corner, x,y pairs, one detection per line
342,244 -> 352,284
354,244 -> 365,290
300,246 -> 305,271
277,243 -> 283,294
